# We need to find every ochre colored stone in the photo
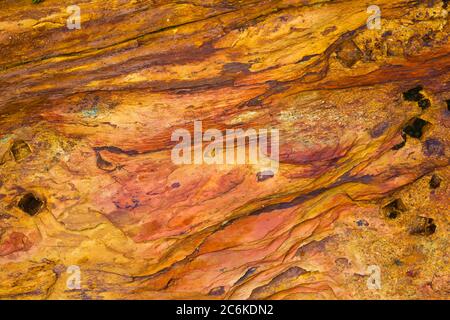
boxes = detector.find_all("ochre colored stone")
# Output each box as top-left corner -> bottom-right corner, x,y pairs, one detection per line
0,0 -> 448,300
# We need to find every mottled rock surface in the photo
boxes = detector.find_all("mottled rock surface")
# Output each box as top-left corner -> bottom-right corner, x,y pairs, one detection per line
0,0 -> 449,299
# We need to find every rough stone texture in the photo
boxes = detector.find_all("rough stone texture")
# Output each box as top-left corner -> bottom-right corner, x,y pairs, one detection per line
0,0 -> 449,299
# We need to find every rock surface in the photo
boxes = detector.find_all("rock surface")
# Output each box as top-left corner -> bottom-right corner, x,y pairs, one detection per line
0,0 -> 449,299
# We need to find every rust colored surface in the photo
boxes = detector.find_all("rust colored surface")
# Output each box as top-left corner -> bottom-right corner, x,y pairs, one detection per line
0,0 -> 449,299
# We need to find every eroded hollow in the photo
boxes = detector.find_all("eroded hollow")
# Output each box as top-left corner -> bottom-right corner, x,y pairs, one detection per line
403,86 -> 424,101
418,98 -> 431,110
392,133 -> 407,150
409,216 -> 436,236
383,199 -> 406,219
10,140 -> 32,162
429,174 -> 441,189
18,193 -> 44,216
403,118 -> 429,139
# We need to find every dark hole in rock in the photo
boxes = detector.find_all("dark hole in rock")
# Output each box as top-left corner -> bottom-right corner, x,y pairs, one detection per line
10,140 -> 32,162
446,100 -> 450,111
388,211 -> 398,219
383,199 -> 406,219
257,170 -> 274,182
403,118 -> 429,139
403,86 -> 424,101
409,216 -> 436,236
429,174 -> 441,189
418,99 -> 431,110
18,193 -> 44,216
385,199 -> 406,211
392,133 -> 406,150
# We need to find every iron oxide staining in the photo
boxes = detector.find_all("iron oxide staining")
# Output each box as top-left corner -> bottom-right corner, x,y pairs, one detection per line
18,193 -> 44,216
95,151 -> 116,172
409,216 -> 436,236
335,40 -> 363,68
10,140 -> 32,162
208,286 -> 225,296
371,121 -> 389,138
429,174 -> 441,189
250,266 -> 307,299
423,138 -> 444,157
383,199 -> 406,219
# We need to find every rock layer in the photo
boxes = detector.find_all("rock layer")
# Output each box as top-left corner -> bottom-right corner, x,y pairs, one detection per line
0,0 -> 449,299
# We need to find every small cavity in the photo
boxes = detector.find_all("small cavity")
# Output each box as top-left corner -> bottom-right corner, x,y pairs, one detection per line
383,199 -> 406,219
18,193 -> 44,216
409,217 -> 436,236
429,174 -> 441,189
402,86 -> 424,102
392,133 -> 406,150
403,118 -> 429,139
10,140 -> 32,162
418,99 -> 430,110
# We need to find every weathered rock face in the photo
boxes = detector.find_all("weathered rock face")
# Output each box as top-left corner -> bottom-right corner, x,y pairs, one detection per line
0,0 -> 448,299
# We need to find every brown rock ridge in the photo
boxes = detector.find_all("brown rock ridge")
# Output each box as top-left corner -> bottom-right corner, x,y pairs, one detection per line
0,0 -> 448,299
